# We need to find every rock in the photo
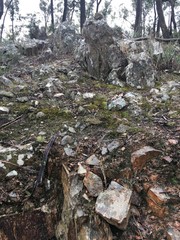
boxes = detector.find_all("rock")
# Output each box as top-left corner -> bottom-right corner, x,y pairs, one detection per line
6,170 -> 18,177
125,52 -> 156,88
163,156 -> 173,163
167,139 -> 178,145
77,163 -> 87,176
44,77 -> 63,96
124,92 -> 142,103
107,69 -> 125,86
108,96 -> 127,110
16,96 -> 29,102
86,154 -> 100,166
95,182 -> 132,230
83,171 -> 103,197
55,21 -> 78,54
147,186 -> 170,205
77,218 -> 113,240
0,75 -> 13,86
107,140 -> 120,152
101,146 -> 108,155
76,17 -> 127,81
82,92 -> 95,99
0,90 -> 14,98
18,39 -> 48,56
17,154 -> 25,166
0,43 -> 20,65
56,165 -> 112,240
68,126 -> 76,133
36,111 -> 45,118
131,146 -> 161,172
54,93 -> 64,98
117,124 -> 129,133
167,227 -> 180,240
61,135 -> 73,146
64,146 -> 76,157
146,186 -> 170,218
0,106 -> 9,113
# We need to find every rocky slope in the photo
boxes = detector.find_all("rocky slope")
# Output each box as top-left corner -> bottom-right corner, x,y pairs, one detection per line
0,34 -> 179,239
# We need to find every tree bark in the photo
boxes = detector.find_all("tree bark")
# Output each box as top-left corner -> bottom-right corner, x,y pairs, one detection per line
96,0 -> 102,13
134,0 -> 142,37
62,0 -> 68,22
168,0 -> 176,36
0,0 -> 3,19
80,0 -> 86,33
0,0 -> 13,41
50,0 -> 54,32
155,0 -> 171,38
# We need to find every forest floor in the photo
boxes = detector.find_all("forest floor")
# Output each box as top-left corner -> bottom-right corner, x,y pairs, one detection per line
0,53 -> 179,239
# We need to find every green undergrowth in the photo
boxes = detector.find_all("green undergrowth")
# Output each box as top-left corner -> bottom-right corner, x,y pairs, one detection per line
40,107 -> 73,120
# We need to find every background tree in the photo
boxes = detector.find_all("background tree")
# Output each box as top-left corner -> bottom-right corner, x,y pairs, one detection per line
134,0 -> 142,37
0,0 -> 3,19
101,0 -> 113,20
80,0 -> 86,32
26,13 -> 40,39
39,0 -> 50,34
156,0 -> 171,38
96,0 -> 102,13
50,0 -> 55,32
86,0 -> 95,18
168,0 -> 177,35
62,0 -> 68,22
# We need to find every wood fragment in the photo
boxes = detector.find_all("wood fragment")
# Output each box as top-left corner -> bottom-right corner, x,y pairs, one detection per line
31,131 -> 60,196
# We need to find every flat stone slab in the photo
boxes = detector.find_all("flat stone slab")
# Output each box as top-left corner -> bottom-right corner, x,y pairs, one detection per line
131,146 -> 161,172
95,182 -> 132,230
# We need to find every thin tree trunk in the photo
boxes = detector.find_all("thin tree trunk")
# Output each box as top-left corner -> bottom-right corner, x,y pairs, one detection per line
50,0 -> 54,32
0,0 -> 13,41
0,0 -> 3,19
62,0 -> 68,22
96,0 -> 102,13
134,0 -> 142,37
169,0 -> 176,36
155,0 -> 170,38
80,0 -> 86,33
153,1 -> 157,36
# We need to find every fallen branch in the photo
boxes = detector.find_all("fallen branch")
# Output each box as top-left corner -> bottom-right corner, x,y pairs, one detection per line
133,36 -> 180,43
31,131 -> 60,196
0,114 -> 23,130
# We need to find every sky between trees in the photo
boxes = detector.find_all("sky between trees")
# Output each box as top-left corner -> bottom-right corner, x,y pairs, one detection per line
0,0 -> 179,41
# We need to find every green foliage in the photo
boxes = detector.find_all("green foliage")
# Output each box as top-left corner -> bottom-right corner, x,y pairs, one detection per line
156,43 -> 180,71
26,14 -> 41,39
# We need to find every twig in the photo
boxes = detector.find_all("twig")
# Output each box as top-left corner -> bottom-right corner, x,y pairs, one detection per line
31,131 -> 60,196
0,114 -> 23,130
0,160 -> 19,167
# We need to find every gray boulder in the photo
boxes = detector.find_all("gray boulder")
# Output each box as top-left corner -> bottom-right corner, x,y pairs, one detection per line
125,52 -> 156,88
55,21 -> 78,53
76,16 -> 128,81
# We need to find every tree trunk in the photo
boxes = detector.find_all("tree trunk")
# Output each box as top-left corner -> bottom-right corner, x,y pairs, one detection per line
153,1 -> 157,36
80,0 -> 86,33
50,0 -> 54,32
155,0 -> 170,38
62,0 -> 68,22
0,0 -> 3,19
0,0 -> 13,41
168,0 -> 176,36
134,0 -> 142,37
96,0 -> 102,13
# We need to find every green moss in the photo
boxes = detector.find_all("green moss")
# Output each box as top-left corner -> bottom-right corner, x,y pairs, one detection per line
41,107 -> 73,120
57,73 -> 68,81
12,103 -> 31,114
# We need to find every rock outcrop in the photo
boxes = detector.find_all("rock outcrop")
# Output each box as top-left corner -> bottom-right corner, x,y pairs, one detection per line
76,15 -> 128,83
